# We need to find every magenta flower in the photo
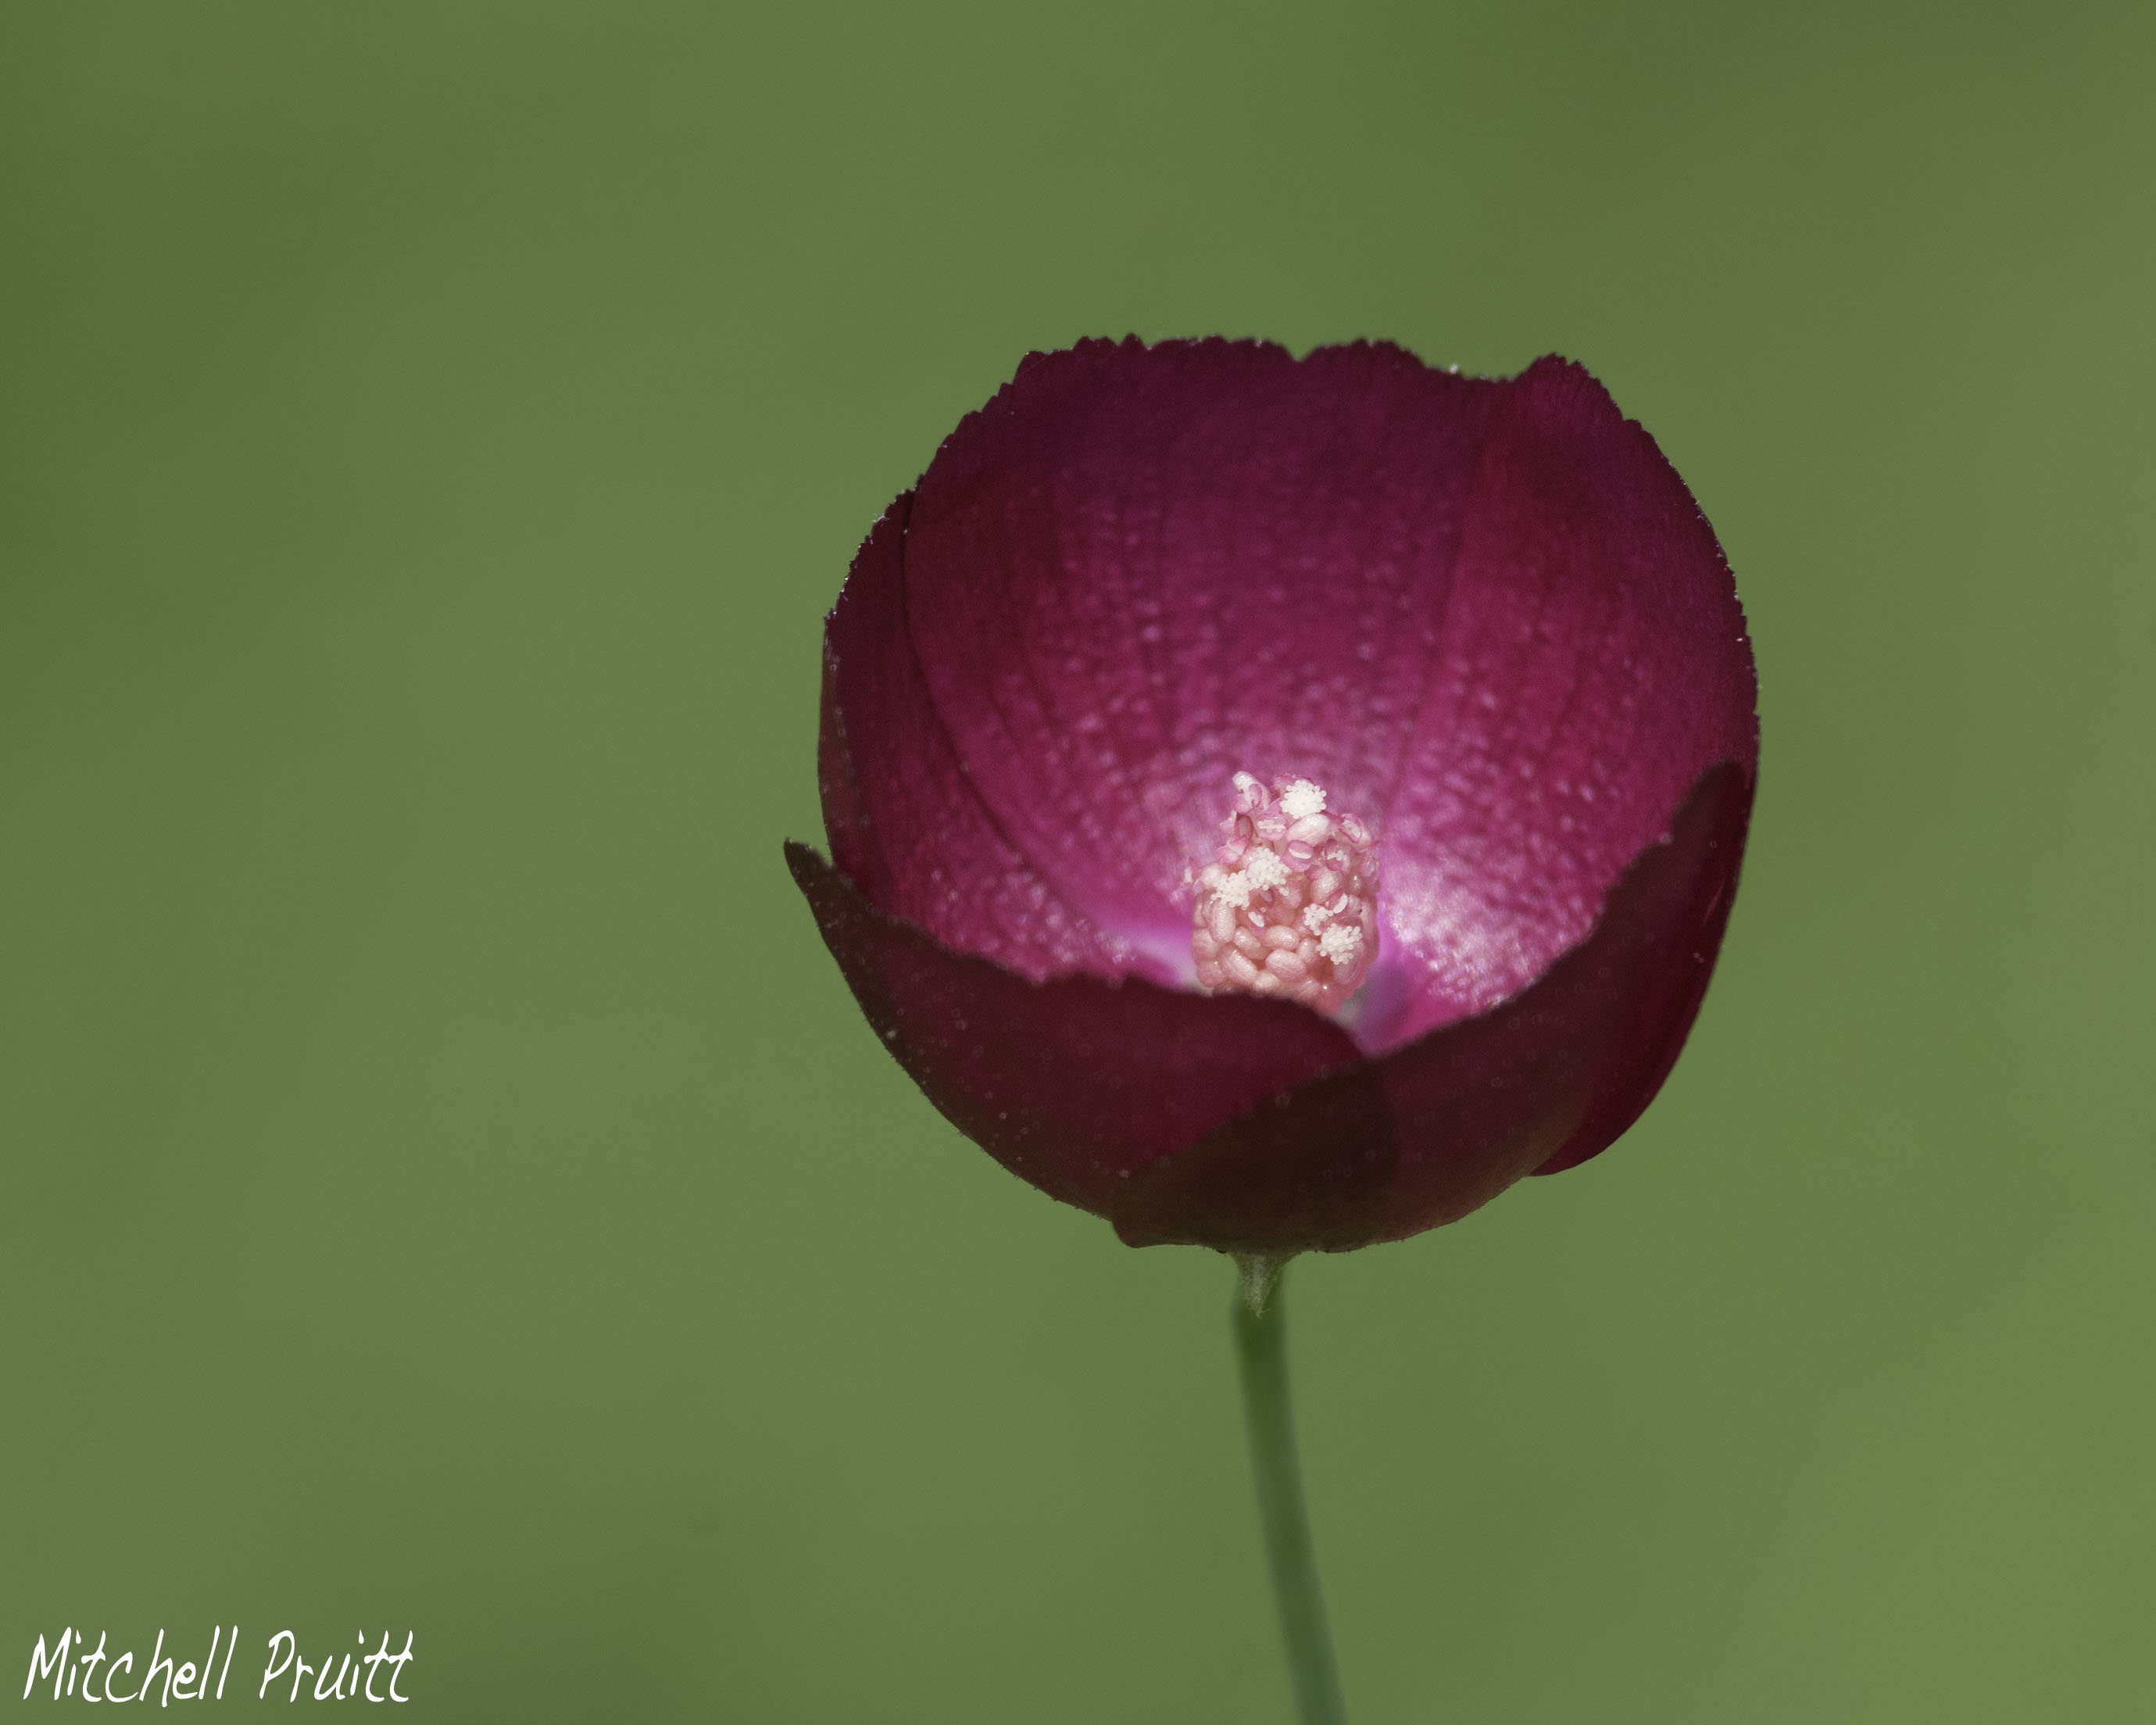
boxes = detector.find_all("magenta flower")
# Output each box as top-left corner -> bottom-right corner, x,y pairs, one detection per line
788,338 -> 1757,1256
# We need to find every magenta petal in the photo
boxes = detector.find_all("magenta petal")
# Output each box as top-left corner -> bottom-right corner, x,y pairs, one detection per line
820,493 -> 1130,982
1109,761 -> 1752,1252
1378,357 -> 1758,1042
901,338 -> 1501,971
785,841 -> 1364,1215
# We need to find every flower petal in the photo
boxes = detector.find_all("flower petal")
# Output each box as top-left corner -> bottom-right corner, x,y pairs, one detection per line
785,840 -> 1364,1215
1373,357 -> 1758,1046
900,337 -> 1502,974
1108,760 -> 1753,1252
820,493 -> 1129,982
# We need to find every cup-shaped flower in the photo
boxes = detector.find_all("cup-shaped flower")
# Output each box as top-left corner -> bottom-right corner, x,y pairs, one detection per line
788,338 -> 1757,1255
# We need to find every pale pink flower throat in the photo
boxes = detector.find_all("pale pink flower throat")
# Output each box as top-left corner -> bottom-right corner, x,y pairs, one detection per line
1189,772 -> 1378,1015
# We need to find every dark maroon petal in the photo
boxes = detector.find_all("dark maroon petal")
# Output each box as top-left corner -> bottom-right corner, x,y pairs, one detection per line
900,338 -> 1502,972
1107,761 -> 1752,1253
785,841 -> 1365,1216
820,493 -> 1129,982
1377,358 -> 1758,1044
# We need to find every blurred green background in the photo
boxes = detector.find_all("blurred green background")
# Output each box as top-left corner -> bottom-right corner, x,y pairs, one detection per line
3,2 -> 2150,1719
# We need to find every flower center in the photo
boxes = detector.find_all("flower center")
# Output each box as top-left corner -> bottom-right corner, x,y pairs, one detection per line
1189,772 -> 1378,1014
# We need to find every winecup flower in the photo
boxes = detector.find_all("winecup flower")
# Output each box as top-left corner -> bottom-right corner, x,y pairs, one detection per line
788,338 -> 1757,1255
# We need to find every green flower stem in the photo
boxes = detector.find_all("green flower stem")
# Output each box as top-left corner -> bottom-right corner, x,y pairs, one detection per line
1232,1254 -> 1348,1725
